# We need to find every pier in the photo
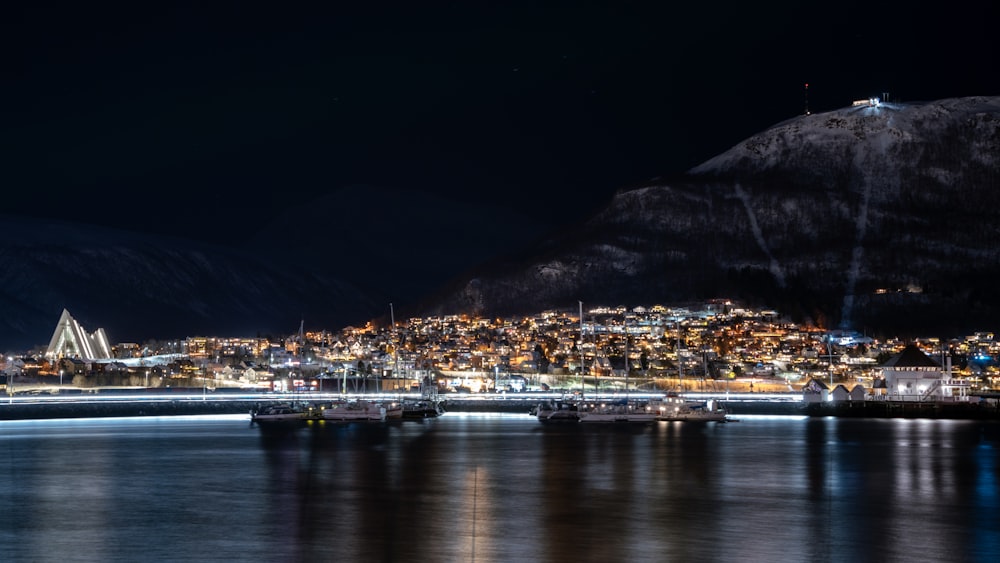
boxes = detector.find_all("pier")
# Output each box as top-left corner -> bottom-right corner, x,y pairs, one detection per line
2,390 -> 998,421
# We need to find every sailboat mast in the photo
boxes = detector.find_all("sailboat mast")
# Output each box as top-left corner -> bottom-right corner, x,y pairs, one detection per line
677,319 -> 683,389
827,333 -> 833,388
624,315 -> 629,396
579,301 -> 585,400
389,303 -> 398,395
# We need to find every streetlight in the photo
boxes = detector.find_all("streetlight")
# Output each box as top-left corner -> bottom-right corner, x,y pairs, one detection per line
60,369 -> 64,387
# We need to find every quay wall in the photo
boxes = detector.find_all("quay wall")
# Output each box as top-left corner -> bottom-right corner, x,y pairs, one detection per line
0,397 -> 801,420
2,397 -> 998,421
442,398 -> 809,416
0,400 -> 259,421
805,400 -> 1000,420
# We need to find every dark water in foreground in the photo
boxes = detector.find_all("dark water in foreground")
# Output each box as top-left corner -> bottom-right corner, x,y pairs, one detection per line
1,414 -> 998,562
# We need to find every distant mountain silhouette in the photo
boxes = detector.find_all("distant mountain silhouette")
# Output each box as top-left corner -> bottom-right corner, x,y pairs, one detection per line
0,217 -> 379,352
0,186 -> 545,352
5,96 -> 998,351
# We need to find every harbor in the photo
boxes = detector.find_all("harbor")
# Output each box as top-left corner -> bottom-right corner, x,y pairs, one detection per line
0,390 -> 786,420
3,410 -> 999,562
2,389 -> 998,421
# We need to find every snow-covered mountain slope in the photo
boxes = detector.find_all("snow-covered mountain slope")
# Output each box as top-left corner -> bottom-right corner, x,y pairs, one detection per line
427,96 -> 1000,336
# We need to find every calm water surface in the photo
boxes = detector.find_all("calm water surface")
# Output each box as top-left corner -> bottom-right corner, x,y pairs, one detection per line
1,413 -> 998,562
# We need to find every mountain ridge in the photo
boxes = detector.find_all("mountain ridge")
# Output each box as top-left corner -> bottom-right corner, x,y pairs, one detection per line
3,95 -> 997,351
0,215 -> 380,352
421,96 -> 1000,337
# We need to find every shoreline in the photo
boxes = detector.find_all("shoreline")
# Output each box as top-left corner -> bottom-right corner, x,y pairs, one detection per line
0,400 -> 261,420
0,397 -> 802,421
803,400 -> 1000,420
3,396 -> 999,421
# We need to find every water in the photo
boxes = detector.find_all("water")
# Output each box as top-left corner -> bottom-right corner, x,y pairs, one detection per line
1,414 -> 998,562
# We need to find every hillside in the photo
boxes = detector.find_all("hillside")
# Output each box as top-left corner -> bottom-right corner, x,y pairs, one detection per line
423,96 -> 1000,337
5,96 -> 998,351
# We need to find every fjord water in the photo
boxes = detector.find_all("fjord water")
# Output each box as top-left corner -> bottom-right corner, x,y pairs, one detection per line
1,414 -> 998,562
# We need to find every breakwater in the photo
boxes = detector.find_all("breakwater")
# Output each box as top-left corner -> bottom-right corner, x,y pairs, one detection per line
0,396 -> 806,421
0,400 -> 260,421
444,397 -> 809,416
0,398 -> 534,420
3,396 -> 998,421
805,400 -> 1000,420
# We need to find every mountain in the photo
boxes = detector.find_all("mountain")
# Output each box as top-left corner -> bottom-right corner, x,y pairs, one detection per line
422,96 -> 1000,338
5,96 -> 997,351
0,186 -> 545,353
0,217 -> 380,352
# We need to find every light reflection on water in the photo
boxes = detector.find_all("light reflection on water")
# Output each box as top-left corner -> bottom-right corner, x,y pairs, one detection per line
0,414 -> 998,562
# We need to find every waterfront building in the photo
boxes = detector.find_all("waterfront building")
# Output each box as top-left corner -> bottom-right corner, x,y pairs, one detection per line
880,344 -> 972,401
802,378 -> 829,403
830,384 -> 851,402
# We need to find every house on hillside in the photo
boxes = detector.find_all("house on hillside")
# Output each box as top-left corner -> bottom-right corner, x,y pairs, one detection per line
101,361 -> 130,376
56,357 -> 88,377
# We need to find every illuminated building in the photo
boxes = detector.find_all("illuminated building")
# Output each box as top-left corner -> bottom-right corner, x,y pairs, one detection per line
44,309 -> 112,360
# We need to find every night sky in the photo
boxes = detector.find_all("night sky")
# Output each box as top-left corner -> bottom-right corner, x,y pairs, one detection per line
4,2 -> 997,244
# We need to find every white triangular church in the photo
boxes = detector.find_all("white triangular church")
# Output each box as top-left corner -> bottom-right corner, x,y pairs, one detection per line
45,309 -> 112,360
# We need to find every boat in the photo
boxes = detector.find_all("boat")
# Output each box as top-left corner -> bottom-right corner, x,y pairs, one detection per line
250,403 -> 309,424
534,399 -> 581,422
576,398 -> 657,423
652,394 -> 728,422
382,399 -> 404,419
403,378 -> 447,418
321,399 -> 387,422
402,398 -> 446,418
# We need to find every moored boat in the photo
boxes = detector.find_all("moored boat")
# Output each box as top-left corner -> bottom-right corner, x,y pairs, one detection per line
382,400 -> 404,419
321,399 -> 387,422
402,398 -> 446,418
652,394 -> 728,422
534,399 -> 580,422
576,398 -> 657,423
250,403 -> 308,424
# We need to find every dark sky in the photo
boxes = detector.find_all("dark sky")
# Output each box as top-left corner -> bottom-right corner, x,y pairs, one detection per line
3,1 -> 997,243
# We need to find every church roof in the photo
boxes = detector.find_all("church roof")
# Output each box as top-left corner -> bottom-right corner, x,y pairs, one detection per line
45,309 -> 112,360
880,344 -> 941,368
